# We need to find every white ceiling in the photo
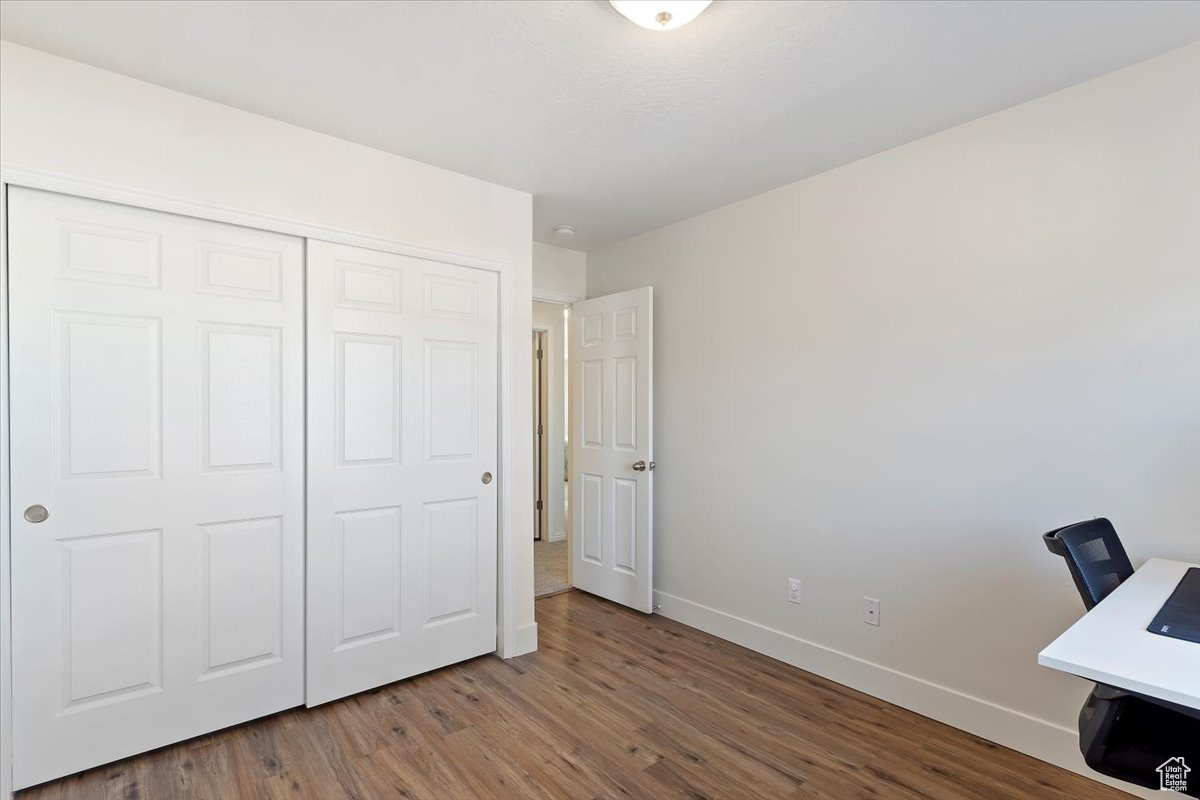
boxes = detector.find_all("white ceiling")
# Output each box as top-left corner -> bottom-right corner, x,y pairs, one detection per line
1,1 -> 1197,250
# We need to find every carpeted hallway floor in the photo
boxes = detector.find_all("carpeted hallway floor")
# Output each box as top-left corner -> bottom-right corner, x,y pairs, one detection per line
534,538 -> 569,597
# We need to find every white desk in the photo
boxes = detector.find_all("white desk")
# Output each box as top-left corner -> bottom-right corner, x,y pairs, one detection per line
1039,558 -> 1200,710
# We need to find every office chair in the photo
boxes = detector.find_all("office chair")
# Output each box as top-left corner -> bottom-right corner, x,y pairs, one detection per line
1044,518 -> 1200,797
1042,517 -> 1133,610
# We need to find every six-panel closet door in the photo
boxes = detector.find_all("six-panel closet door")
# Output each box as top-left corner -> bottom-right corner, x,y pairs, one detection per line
8,187 -> 305,788
7,190 -> 503,786
305,240 -> 499,706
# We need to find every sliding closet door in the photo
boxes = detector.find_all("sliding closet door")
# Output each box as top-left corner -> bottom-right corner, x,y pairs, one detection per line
306,240 -> 498,706
8,187 -> 304,788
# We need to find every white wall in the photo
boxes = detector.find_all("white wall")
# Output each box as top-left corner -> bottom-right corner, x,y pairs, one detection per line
588,43 -> 1200,795
0,42 -> 537,797
533,240 -> 586,302
533,300 -> 568,542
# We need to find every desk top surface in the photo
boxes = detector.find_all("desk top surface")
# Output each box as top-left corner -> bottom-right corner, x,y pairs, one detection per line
1039,558 -> 1200,710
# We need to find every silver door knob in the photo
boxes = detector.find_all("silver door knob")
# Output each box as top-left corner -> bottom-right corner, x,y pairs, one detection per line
632,461 -> 655,472
481,471 -> 493,485
24,504 -> 49,524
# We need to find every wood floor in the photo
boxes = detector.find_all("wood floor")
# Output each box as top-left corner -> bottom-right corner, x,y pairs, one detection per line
21,591 -> 1129,800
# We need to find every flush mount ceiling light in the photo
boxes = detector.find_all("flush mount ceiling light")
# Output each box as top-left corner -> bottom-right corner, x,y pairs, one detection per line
552,224 -> 577,238
609,1 -> 713,31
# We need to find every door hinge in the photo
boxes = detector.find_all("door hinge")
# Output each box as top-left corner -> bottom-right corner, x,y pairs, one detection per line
536,499 -> 544,511
537,348 -> 543,360
537,423 -> 543,436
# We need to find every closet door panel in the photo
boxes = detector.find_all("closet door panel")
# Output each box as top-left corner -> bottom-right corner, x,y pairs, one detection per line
306,239 -> 498,706
9,187 -> 304,789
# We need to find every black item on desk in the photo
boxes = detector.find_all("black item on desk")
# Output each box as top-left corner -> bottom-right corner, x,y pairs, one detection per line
1147,567 -> 1200,644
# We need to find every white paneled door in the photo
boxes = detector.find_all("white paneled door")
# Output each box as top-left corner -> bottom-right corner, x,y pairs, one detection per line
8,187 -> 305,788
306,240 -> 498,706
570,288 -> 654,613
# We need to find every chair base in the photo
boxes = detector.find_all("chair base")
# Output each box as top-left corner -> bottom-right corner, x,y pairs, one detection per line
1080,687 -> 1200,797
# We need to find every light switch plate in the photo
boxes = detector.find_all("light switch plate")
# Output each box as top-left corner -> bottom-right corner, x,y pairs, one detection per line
788,578 -> 802,605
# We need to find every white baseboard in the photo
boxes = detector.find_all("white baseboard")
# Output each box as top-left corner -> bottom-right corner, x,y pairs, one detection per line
547,531 -> 566,543
653,590 -> 1151,799
506,621 -> 538,658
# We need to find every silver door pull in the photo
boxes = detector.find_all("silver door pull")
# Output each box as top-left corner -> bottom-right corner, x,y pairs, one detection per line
24,505 -> 49,524
633,461 -> 655,472
481,472 -> 493,484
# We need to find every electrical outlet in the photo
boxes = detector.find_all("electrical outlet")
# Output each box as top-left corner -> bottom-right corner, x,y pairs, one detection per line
864,597 -> 880,626
787,578 -> 802,605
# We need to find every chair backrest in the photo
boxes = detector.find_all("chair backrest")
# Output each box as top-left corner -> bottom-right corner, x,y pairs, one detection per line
1042,518 -> 1134,610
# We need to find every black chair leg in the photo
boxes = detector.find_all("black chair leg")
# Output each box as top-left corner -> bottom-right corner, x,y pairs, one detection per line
1078,688 -> 1124,776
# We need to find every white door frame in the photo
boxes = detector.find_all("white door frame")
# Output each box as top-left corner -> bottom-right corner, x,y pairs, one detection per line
1,177 -> 13,800
532,324 -> 549,543
532,289 -> 583,305
531,299 -> 574,548
0,165 -> 531,800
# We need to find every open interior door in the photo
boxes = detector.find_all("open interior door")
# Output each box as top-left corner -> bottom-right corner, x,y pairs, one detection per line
569,287 -> 654,613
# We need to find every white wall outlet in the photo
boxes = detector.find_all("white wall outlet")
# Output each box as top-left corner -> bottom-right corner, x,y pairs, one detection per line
864,597 -> 880,626
787,578 -> 802,605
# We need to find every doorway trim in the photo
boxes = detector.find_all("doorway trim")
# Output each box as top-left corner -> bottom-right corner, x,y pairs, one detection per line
531,301 -> 570,546
0,163 -> 533,800
532,289 -> 583,304
532,328 -> 548,542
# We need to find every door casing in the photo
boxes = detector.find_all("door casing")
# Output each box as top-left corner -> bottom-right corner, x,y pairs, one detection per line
532,328 -> 549,542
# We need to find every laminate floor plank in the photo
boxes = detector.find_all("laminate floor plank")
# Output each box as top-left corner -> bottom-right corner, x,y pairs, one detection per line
18,591 -> 1131,800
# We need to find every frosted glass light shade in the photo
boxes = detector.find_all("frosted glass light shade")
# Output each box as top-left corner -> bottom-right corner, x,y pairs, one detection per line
608,1 -> 713,31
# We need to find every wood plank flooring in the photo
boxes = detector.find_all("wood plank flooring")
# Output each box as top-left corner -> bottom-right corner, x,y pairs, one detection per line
20,590 -> 1130,799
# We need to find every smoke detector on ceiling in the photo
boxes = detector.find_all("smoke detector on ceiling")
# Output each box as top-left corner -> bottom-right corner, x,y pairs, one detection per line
552,225 -> 576,239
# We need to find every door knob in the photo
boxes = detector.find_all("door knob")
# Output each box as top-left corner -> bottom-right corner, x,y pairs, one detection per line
481,471 -> 493,485
24,504 -> 49,523
632,461 -> 655,472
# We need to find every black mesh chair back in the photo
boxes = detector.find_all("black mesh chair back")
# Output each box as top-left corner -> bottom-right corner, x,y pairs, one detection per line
1042,518 -> 1134,610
